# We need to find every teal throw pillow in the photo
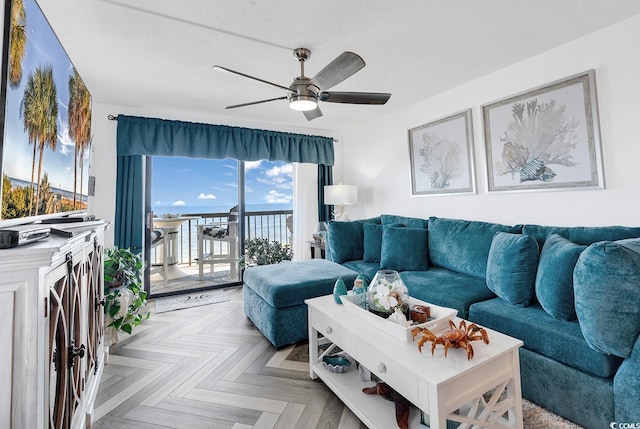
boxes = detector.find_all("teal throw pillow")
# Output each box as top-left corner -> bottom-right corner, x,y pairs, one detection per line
535,233 -> 586,320
326,221 -> 364,263
486,232 -> 539,307
363,223 -> 383,263
574,238 -> 640,358
355,216 -> 382,225
381,214 -> 427,229
428,216 -> 523,279
380,226 -> 429,271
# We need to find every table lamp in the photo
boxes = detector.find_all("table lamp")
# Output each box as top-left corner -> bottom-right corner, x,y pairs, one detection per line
324,184 -> 358,221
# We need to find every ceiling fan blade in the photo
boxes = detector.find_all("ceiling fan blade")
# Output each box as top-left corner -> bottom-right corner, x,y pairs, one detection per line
213,65 -> 293,93
303,106 -> 323,121
320,91 -> 391,105
310,52 -> 365,90
225,96 -> 288,109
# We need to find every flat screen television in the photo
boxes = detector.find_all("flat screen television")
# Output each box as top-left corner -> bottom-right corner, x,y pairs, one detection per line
0,0 -> 92,226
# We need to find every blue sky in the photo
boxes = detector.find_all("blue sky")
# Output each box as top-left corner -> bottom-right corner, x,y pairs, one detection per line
2,0 -> 89,192
151,157 -> 293,213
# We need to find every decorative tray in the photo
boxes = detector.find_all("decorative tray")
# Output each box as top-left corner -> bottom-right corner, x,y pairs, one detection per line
341,294 -> 457,342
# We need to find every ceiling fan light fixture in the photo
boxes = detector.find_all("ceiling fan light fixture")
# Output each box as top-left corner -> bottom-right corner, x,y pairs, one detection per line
289,95 -> 317,111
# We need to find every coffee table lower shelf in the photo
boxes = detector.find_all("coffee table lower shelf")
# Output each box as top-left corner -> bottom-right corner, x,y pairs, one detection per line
311,361 -> 424,428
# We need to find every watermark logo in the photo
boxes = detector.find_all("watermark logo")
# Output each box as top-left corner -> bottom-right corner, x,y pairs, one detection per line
611,423 -> 640,429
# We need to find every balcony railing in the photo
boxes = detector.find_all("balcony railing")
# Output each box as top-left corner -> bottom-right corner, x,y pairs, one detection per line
151,209 -> 293,266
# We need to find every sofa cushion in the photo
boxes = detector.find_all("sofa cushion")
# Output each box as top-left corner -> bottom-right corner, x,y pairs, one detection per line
535,233 -> 587,321
428,217 -> 523,279
326,221 -> 364,263
341,260 -> 380,283
486,232 -> 539,307
381,214 -> 428,229
469,298 -> 623,378
522,224 -> 640,249
354,216 -> 382,225
362,223 -> 383,263
614,336 -> 640,423
380,226 -> 429,272
243,259 -> 359,308
574,238 -> 640,358
400,268 -> 495,318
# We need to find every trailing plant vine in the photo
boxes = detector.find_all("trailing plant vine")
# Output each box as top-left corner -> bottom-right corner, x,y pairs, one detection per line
104,247 -> 150,334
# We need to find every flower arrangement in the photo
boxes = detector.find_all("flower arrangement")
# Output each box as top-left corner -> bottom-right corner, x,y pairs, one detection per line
367,270 -> 409,318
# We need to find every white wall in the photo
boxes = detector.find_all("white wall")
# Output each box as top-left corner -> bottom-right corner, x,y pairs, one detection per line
89,15 -> 640,247
338,15 -> 640,227
88,103 -> 335,247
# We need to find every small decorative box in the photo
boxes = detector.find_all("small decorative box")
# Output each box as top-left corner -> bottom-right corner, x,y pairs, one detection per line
341,295 -> 457,342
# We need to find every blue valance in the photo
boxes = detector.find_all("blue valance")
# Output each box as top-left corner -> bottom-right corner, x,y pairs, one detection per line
116,115 -> 334,166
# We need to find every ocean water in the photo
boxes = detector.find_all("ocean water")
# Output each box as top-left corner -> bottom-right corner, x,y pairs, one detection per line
153,203 -> 292,217
8,177 -> 88,202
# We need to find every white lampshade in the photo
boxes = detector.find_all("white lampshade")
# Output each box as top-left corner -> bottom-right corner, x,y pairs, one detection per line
324,184 -> 358,205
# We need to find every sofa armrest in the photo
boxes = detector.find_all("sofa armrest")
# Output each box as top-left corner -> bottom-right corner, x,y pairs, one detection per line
614,334 -> 640,422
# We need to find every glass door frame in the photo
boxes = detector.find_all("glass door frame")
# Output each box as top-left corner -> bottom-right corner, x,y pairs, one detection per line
143,156 -> 246,299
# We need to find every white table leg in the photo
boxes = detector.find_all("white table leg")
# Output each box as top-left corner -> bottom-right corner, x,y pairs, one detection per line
308,310 -> 319,380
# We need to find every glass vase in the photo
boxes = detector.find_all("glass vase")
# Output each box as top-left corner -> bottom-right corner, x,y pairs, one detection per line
367,269 -> 409,319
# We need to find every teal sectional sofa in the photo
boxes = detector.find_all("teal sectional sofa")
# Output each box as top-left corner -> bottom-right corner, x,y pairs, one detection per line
325,214 -> 640,429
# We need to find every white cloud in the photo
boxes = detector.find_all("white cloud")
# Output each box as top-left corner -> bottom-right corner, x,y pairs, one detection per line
198,193 -> 217,200
245,160 -> 263,171
57,115 -> 75,156
266,164 -> 293,177
172,200 -> 186,206
264,189 -> 293,204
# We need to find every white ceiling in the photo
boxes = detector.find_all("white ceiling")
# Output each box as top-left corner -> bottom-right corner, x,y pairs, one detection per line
36,0 -> 640,132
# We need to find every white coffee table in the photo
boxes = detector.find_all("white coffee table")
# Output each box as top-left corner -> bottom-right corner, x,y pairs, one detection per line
306,295 -> 524,429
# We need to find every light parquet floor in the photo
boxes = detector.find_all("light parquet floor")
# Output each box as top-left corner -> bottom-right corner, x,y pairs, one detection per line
94,286 -> 582,429
94,286 -> 367,429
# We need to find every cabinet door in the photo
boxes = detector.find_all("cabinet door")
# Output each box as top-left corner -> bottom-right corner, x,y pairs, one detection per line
67,254 -> 84,422
85,237 -> 104,380
47,258 -> 72,429
47,249 -> 86,429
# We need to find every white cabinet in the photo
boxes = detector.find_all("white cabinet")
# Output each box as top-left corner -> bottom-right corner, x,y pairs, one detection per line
0,223 -> 107,429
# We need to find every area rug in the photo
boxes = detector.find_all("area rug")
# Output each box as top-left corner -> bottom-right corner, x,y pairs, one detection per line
154,290 -> 230,313
280,343 -> 583,428
150,270 -> 233,295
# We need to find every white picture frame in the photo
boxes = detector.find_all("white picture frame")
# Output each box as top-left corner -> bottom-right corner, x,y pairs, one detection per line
408,109 -> 476,196
482,70 -> 604,192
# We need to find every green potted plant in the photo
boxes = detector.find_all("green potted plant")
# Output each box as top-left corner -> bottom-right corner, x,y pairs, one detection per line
104,247 -> 150,343
238,238 -> 293,268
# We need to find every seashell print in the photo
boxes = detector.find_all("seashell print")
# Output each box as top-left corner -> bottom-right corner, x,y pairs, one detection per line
519,158 -> 545,182
539,166 -> 556,182
519,158 -> 556,183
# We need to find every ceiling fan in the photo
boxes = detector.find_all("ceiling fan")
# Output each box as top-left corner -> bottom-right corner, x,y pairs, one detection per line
213,48 -> 391,121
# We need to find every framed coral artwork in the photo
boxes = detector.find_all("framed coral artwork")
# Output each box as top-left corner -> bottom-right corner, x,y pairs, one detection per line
482,70 -> 604,192
408,109 -> 476,196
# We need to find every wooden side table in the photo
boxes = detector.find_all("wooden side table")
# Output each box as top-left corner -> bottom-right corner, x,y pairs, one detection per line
307,240 -> 326,259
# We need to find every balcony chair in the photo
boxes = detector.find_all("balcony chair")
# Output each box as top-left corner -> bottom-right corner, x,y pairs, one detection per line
197,207 -> 239,281
149,227 -> 168,287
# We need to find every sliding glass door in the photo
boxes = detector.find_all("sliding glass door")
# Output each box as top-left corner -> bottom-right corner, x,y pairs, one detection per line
145,156 -> 292,298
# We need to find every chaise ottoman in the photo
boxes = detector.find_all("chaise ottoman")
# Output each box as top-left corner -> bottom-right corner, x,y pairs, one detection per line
243,259 -> 359,348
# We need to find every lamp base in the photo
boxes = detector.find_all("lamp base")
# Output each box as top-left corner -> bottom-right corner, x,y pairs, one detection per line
332,211 -> 350,222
